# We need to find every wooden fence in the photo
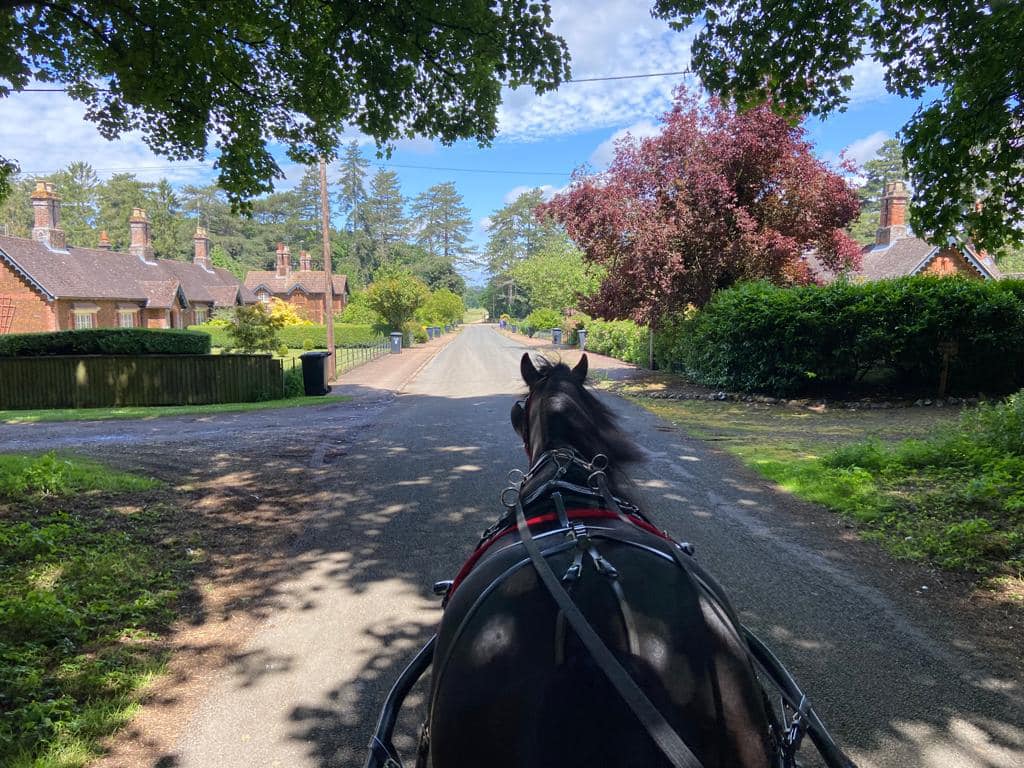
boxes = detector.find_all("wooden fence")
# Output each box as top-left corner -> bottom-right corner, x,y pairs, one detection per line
0,354 -> 283,409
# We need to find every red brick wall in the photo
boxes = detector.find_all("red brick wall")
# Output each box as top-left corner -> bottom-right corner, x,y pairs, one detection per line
274,292 -> 346,324
922,248 -> 978,278
0,261 -> 57,333
145,309 -> 169,328
54,299 -> 146,330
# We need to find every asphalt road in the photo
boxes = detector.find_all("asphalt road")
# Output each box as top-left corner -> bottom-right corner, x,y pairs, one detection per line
7,325 -> 1021,767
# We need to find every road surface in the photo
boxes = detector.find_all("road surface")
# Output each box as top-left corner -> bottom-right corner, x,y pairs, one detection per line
5,325 -> 1020,768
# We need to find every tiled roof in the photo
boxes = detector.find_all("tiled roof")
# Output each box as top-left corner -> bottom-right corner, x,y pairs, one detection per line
805,235 -> 1003,283
244,270 -> 348,297
0,234 -> 253,307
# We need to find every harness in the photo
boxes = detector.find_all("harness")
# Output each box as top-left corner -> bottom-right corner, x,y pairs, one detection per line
364,446 -> 856,768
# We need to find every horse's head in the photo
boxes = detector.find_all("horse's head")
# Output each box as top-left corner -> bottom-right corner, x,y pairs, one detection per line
511,352 -> 642,471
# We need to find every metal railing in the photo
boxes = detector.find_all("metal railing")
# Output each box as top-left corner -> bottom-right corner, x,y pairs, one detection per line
283,337 -> 390,376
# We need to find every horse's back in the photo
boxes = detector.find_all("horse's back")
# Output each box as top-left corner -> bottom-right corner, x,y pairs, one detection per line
427,519 -> 772,768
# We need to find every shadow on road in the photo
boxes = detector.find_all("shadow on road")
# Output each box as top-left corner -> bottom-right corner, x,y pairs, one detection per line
10,375 -> 1020,767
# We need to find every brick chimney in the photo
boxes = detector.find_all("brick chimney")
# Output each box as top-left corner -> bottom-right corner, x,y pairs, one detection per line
276,243 -> 291,278
129,207 -> 156,263
30,181 -> 66,250
193,225 -> 211,270
299,249 -> 312,271
96,230 -> 112,250
876,180 -> 909,246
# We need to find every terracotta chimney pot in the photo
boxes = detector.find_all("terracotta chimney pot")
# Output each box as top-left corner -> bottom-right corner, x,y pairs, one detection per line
97,230 -> 112,250
30,181 -> 66,249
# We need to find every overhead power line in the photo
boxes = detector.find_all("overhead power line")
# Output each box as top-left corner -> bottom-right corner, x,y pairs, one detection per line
14,68 -> 692,94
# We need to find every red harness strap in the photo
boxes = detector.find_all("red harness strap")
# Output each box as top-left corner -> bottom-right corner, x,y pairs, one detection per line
446,508 -> 670,600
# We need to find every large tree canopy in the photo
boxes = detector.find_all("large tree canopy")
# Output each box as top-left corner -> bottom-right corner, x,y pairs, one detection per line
653,0 -> 1023,251
543,90 -> 860,324
0,1 -> 570,207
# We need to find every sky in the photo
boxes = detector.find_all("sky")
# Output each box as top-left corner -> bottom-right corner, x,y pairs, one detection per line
2,0 -> 927,283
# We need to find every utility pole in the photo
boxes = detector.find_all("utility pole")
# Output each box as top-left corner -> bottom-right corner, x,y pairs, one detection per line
320,158 -> 336,380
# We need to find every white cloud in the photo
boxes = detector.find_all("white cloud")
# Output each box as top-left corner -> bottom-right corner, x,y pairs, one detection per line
847,57 -> 889,106
589,120 -> 662,169
495,0 -> 698,142
501,184 -> 563,204
843,130 -> 890,167
3,91 -> 216,186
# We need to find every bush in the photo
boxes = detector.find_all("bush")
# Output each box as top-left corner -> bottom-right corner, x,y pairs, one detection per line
276,344 -> 290,358
283,367 -> 304,397
662,277 -> 1024,396
191,322 -> 381,349
338,291 -> 385,325
403,321 -> 428,345
302,338 -> 315,351
523,308 -> 563,336
561,312 -> 590,345
0,328 -> 210,357
584,318 -> 649,364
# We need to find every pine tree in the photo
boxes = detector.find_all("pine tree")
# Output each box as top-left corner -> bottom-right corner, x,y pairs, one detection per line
337,141 -> 369,231
358,169 -> 407,271
51,162 -> 99,246
849,139 -> 909,244
411,181 -> 474,265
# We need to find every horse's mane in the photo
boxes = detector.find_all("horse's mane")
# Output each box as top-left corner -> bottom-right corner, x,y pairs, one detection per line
530,357 -> 643,471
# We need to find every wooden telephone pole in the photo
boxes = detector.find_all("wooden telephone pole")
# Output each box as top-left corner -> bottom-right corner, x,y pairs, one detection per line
319,158 -> 336,380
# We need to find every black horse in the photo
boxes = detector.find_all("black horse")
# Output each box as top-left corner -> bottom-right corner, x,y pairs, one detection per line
421,354 -> 776,767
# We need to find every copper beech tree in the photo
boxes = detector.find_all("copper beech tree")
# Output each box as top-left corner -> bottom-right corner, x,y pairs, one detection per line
543,90 -> 862,326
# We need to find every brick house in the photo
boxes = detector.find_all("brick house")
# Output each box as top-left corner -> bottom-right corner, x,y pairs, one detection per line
244,244 -> 349,323
0,182 -> 256,335
808,180 -> 1002,283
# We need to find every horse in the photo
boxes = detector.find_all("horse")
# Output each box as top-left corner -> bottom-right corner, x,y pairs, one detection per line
419,353 -> 776,768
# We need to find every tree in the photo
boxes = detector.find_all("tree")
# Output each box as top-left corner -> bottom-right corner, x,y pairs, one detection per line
483,189 -> 563,313
848,139 -> 909,244
364,267 -> 430,332
225,304 -> 284,353
1,2 -> 570,208
411,182 -> 474,265
0,176 -> 34,237
417,288 -> 466,326
653,0 -> 1024,251
509,237 -> 603,313
411,256 -> 467,295
95,174 -> 152,251
359,170 -> 407,270
337,141 -> 369,231
50,162 -> 99,246
543,89 -> 861,324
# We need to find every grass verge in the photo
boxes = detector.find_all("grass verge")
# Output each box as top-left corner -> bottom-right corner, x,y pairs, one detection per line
0,395 -> 349,425
0,452 -> 190,767
637,397 -> 1023,579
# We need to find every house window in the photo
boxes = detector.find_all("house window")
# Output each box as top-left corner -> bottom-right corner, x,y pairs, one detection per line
194,307 -> 208,324
118,309 -> 138,328
257,290 -> 270,304
73,310 -> 97,329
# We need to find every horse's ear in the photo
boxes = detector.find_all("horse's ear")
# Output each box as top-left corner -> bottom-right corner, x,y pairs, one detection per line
521,353 -> 541,387
571,354 -> 588,383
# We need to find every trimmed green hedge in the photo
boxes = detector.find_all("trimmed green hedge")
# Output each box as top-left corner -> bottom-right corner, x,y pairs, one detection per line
584,318 -> 649,364
0,329 -> 210,357
189,323 -> 382,349
657,278 -> 1024,397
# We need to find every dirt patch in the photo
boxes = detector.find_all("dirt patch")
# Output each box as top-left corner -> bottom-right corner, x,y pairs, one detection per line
82,439 -> 342,768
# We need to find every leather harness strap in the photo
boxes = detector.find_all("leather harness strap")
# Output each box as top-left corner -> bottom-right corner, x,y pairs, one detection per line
513,496 -> 706,768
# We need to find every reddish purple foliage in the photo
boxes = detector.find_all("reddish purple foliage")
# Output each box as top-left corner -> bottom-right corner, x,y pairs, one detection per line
543,89 -> 861,323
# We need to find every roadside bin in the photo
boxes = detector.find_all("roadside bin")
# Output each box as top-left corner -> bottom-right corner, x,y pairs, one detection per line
433,325 -> 442,337
578,328 -> 588,350
389,331 -> 403,354
299,351 -> 331,396
445,324 -> 451,333
551,327 -> 563,345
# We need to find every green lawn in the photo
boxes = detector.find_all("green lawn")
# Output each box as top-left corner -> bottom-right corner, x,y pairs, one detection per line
0,395 -> 348,425
0,453 -> 187,767
637,397 -> 1023,580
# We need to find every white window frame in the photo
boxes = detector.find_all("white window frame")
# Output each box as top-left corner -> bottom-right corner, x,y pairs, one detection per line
118,308 -> 138,328
73,309 -> 97,329
194,307 -> 209,324
257,290 -> 270,304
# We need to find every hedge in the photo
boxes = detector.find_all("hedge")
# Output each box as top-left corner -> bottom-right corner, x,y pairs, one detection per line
0,328 -> 210,357
657,277 -> 1024,397
189,322 -> 382,349
583,318 -> 649,365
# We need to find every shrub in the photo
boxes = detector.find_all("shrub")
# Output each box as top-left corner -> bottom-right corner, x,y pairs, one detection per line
584,318 -> 649,364
663,277 -> 1024,396
403,321 -> 428,345
561,312 -> 590,345
283,367 -> 304,397
276,344 -> 290,358
338,291 -> 385,326
191,322 -> 381,349
0,329 -> 210,357
302,338 -> 315,351
225,303 -> 284,353
524,308 -> 564,336
268,297 -> 314,326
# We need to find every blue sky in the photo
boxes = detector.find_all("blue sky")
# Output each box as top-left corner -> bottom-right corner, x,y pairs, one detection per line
2,0 -> 924,282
